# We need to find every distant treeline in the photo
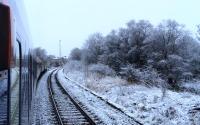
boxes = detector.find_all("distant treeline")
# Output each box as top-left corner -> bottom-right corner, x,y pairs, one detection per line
69,20 -> 200,84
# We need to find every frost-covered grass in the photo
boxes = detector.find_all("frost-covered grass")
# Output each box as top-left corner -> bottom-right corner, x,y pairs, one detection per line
100,85 -> 200,125
85,73 -> 127,92
64,62 -> 200,125
181,80 -> 200,94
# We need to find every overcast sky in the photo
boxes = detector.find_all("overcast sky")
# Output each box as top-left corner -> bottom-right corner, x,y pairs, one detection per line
23,0 -> 200,57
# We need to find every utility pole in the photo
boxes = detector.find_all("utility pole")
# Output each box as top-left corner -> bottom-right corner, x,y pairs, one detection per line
59,40 -> 61,57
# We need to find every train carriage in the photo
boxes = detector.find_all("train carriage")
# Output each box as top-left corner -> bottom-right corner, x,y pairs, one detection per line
0,0 -> 38,124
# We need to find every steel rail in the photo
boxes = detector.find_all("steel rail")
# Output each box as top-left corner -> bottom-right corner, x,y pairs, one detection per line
48,70 -> 63,125
55,71 -> 96,125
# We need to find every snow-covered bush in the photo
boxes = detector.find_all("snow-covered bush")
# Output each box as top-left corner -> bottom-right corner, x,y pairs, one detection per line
120,64 -> 141,83
85,73 -> 100,91
168,54 -> 183,64
182,72 -> 193,81
164,107 -> 177,119
64,60 -> 83,72
156,60 -> 168,75
85,74 -> 127,93
140,67 -> 166,87
69,48 -> 82,60
190,56 -> 200,78
120,64 -> 166,87
88,63 -> 116,77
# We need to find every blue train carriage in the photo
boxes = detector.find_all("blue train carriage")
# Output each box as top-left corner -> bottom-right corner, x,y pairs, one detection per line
0,0 -> 37,124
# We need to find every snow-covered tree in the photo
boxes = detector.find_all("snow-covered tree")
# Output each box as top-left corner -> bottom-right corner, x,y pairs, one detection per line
69,48 -> 82,60
98,30 -> 123,72
83,33 -> 104,64
32,47 -> 48,66
126,20 -> 153,66
69,19 -> 200,86
149,20 -> 184,60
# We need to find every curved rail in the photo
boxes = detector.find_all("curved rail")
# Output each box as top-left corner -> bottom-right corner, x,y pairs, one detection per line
48,69 -> 97,125
48,70 -> 63,125
55,72 -> 96,125
62,69 -> 143,125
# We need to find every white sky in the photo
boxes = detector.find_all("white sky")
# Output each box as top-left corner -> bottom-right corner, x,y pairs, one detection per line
23,0 -> 200,57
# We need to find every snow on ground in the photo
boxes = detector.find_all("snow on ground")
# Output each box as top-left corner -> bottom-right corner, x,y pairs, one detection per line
103,85 -> 200,125
181,80 -> 200,94
63,67 -> 200,125
58,70 -> 140,125
32,71 -> 56,125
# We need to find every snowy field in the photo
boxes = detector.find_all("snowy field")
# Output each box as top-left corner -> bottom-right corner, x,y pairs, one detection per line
63,65 -> 200,125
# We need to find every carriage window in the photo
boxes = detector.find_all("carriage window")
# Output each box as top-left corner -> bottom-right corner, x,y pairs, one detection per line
10,40 -> 20,124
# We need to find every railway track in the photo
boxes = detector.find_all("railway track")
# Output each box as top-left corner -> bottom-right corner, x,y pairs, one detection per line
48,70 -> 100,125
60,69 -> 143,125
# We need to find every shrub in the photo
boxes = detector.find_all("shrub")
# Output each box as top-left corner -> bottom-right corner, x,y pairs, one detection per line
120,64 -> 166,87
64,60 -> 83,72
88,63 -> 116,77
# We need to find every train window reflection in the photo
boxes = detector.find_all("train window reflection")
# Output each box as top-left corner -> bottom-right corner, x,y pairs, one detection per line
10,40 -> 20,124
0,70 -> 8,124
